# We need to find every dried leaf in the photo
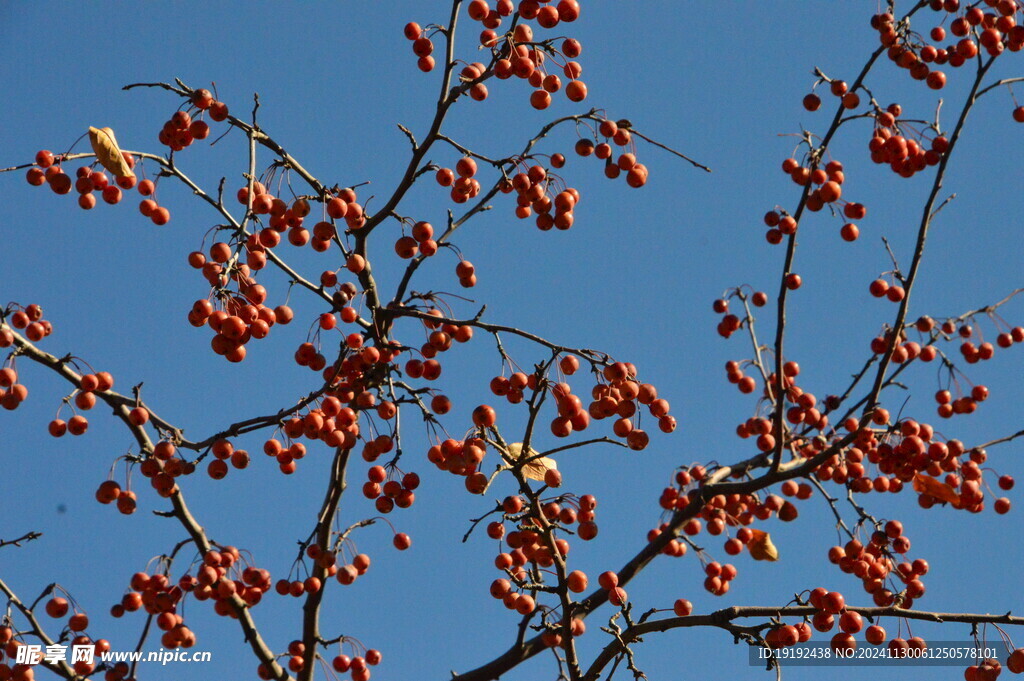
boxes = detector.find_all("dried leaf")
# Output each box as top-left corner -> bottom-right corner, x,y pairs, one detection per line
747,528 -> 779,562
912,473 -> 960,505
507,442 -> 557,482
88,126 -> 135,178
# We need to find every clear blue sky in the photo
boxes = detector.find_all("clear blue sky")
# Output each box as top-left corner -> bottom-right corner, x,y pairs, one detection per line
2,2 -> 1023,680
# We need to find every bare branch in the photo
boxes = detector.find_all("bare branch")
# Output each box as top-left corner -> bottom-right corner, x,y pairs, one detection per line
0,531 -> 42,550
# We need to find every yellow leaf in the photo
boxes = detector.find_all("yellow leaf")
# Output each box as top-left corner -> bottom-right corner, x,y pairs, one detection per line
88,126 -> 135,179
747,529 -> 779,562
507,442 -> 557,482
912,473 -> 960,505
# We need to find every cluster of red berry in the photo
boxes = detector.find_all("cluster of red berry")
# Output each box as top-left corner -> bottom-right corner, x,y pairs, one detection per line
156,109 -> 210,152
123,438 -> 195,513
277,548 -> 370,596
864,315 -> 1023,417
239,380 -> 395,480
502,157 -> 581,231
817,411 -> 1014,515
404,22 -> 437,73
462,1 -> 586,108
362,465 -> 419,514
594,570 -> 630,606
825,521 -> 925,607
876,2 -> 1024,85
574,119 -> 649,187
712,292 -> 766,341
654,469 -> 806,591
971,653 -> 1024,679
487,492 -> 598,623
95,473 -> 138,516
435,156 -> 482,205
405,310 -> 475,387
25,149 -> 150,215
582,359 -> 675,445
157,88 -> 227,151
324,640 -> 382,681
247,185 -> 366,252
115,569 -> 199,648
185,245 -> 284,363
392,220 -> 439,261
0,366 -> 28,413
484,357 -> 672,450
428,437 -> 489,490
47,371 -> 116,442
868,118 -> 947,180
498,26 -> 586,110
434,129 -> 648,238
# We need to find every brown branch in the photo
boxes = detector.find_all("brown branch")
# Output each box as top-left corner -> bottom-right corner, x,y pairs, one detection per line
390,307 -> 609,365
737,292 -> 772,387
0,531 -> 42,549
974,428 -> 1024,451
297,447 -> 351,681
154,151 -> 335,307
507,394 -> 584,679
456,51 -> 1007,673
852,55 -> 996,433
627,127 -> 711,172
582,604 -> 1024,681
127,538 -> 194,679
975,76 -> 1024,99
184,383 -> 335,453
827,285 -> 1024,430
807,476 -> 855,541
758,32 -> 996,501
3,325 -> 291,680
3,144 -> 336,313
528,437 -> 627,463
123,80 -> 328,200
390,110 -> 602,308
769,43 -> 889,475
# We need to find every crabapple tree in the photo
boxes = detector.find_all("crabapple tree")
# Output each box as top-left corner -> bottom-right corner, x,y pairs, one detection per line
2,2 -> 1024,681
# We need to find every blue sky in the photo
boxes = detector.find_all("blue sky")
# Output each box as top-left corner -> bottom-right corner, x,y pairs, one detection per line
1,2 -> 1023,680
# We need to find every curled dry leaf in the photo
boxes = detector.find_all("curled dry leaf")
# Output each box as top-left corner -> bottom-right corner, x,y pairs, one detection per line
507,442 -> 557,482
88,126 -> 135,178
747,528 -> 779,562
912,473 -> 960,505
